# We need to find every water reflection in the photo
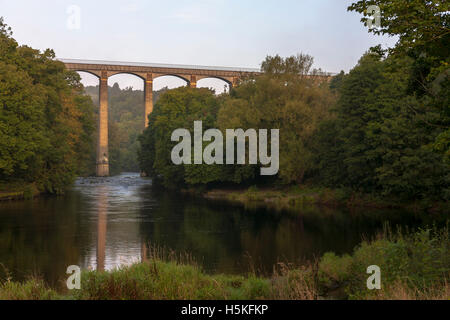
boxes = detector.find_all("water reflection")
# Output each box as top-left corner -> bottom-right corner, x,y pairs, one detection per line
0,173 -> 447,286
96,188 -> 107,272
80,174 -> 146,272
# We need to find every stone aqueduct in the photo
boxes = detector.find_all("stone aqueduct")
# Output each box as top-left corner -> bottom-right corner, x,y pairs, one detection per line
61,59 -> 260,177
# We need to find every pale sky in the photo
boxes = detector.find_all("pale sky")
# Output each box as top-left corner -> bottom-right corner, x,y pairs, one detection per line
0,0 -> 397,92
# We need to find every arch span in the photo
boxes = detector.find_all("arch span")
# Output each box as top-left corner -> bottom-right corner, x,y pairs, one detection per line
197,77 -> 231,94
74,70 -> 101,79
152,75 -> 191,91
198,76 -> 232,86
153,74 -> 190,84
107,72 -> 146,82
60,58 -> 262,176
107,73 -> 145,91
76,71 -> 101,90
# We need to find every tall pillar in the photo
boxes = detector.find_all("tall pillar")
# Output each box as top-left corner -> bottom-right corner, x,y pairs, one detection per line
144,73 -> 153,128
190,75 -> 197,88
96,71 -> 109,177
232,77 -> 239,88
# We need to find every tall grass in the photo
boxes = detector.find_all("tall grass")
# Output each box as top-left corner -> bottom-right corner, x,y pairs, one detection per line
0,278 -> 60,300
318,224 -> 449,299
1,226 -> 448,300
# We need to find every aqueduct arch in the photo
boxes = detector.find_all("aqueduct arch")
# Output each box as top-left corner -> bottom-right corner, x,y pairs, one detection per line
62,59 -> 260,177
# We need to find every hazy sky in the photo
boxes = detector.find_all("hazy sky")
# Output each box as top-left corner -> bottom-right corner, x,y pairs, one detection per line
0,0 -> 397,92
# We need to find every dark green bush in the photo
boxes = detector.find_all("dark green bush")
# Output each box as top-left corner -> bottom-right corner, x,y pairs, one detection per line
318,226 -> 450,299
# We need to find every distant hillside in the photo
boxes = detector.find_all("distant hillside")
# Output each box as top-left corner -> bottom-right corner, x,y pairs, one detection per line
84,84 -> 168,175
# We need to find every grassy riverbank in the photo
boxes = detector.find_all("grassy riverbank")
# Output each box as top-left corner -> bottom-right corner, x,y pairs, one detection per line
0,182 -> 40,201
200,185 -> 449,213
1,227 -> 448,300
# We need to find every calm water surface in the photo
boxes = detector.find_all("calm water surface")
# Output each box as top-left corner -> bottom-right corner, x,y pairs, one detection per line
0,173 -> 445,286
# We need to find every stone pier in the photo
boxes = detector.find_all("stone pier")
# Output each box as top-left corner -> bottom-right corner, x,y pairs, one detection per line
97,71 -> 109,177
144,73 -> 153,128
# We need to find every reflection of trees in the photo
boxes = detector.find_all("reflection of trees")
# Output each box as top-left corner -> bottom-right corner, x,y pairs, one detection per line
139,191 -> 246,273
1,182 -> 442,286
0,191 -> 91,286
138,189 -> 438,275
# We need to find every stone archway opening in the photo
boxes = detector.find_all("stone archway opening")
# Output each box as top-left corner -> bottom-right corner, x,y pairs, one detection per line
152,75 -> 191,105
197,77 -> 231,94
104,73 -> 146,175
153,75 -> 189,90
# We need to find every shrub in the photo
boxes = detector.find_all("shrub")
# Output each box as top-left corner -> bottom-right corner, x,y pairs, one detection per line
0,279 -> 60,300
318,252 -> 352,288
318,226 -> 450,299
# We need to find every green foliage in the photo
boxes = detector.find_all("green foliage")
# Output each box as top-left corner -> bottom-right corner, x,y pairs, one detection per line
0,260 -> 311,300
329,71 -> 345,92
348,0 -> 449,57
139,87 -> 225,188
3,228 -> 447,300
0,18 -> 95,193
0,279 -> 60,300
135,3 -> 448,203
314,2 -> 450,200
84,85 -> 168,175
218,54 -> 335,184
138,55 -> 335,188
318,253 -> 353,287
139,49 -> 447,202
318,226 -> 450,299
71,260 -> 272,300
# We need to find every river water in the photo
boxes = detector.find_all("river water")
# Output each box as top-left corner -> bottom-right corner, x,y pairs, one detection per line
0,173 -> 445,286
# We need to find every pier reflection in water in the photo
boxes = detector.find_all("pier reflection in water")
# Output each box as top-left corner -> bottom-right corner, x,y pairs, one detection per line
96,188 -> 107,272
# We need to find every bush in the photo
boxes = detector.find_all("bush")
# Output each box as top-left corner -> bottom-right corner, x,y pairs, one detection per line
0,279 -> 59,300
318,226 -> 450,299
318,252 -> 352,288
72,260 -> 274,300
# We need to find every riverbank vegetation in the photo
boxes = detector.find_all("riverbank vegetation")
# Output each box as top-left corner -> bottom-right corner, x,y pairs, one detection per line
1,226 -> 448,300
0,18 -> 95,195
200,185 -> 449,213
138,0 -> 449,207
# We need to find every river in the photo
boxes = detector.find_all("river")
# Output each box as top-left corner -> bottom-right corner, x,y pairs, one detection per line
0,173 -> 445,286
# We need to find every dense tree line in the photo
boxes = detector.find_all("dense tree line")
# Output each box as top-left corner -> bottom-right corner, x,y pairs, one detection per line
315,50 -> 448,199
318,0 -> 449,199
139,0 -> 449,201
0,18 -> 95,193
138,55 -> 336,189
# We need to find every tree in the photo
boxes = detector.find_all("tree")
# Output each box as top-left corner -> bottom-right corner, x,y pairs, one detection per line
138,87 -> 222,188
348,1 -> 450,168
315,50 -> 448,199
0,18 -> 95,193
84,85 -> 169,175
138,54 -> 335,188
348,0 -> 449,56
218,54 -> 335,184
